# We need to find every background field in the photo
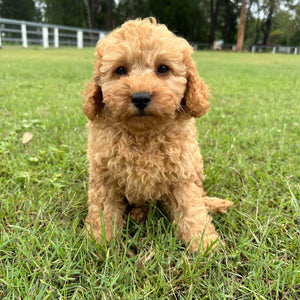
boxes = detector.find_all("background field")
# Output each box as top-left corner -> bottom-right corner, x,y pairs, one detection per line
0,48 -> 299,299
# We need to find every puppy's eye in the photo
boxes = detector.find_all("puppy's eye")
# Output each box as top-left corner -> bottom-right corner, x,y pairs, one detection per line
157,64 -> 169,74
115,66 -> 127,76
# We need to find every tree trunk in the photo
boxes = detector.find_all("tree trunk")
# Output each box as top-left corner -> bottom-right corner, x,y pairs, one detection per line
244,0 -> 253,42
236,0 -> 247,51
83,0 -> 93,29
83,0 -> 104,29
262,6 -> 275,45
209,0 -> 220,49
223,0 -> 230,44
107,0 -> 113,30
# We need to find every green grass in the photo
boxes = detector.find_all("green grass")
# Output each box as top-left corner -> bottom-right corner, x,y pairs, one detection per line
0,48 -> 299,299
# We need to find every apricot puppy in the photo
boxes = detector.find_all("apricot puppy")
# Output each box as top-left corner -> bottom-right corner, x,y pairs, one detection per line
83,18 -> 232,252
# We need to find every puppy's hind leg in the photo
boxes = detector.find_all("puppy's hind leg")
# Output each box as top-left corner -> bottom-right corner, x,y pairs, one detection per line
166,183 -> 222,253
129,204 -> 149,223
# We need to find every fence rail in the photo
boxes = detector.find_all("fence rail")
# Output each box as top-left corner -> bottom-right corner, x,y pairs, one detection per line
251,45 -> 299,54
0,18 -> 108,49
194,42 -> 299,54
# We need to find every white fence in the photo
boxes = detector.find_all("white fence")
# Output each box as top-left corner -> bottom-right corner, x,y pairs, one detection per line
194,42 -> 299,54
251,45 -> 299,54
0,18 -> 108,49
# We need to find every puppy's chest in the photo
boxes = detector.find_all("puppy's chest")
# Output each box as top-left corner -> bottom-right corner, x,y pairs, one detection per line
100,137 -> 186,200
110,145 -> 172,186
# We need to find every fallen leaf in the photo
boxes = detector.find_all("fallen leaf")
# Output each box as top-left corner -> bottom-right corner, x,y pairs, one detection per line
22,132 -> 33,144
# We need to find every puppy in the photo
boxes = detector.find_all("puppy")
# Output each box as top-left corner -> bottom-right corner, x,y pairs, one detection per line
83,18 -> 232,252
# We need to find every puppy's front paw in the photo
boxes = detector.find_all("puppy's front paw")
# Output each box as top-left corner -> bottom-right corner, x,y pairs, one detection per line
85,213 -> 126,243
85,221 -> 104,243
188,233 -> 223,253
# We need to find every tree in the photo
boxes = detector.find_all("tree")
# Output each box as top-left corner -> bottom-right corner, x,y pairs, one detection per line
236,0 -> 247,51
0,0 -> 41,21
209,0 -> 221,48
148,0 -> 194,39
115,0 -> 149,22
290,4 -> 300,45
219,0 -> 238,45
107,0 -> 113,30
258,0 -> 295,45
83,0 -> 104,29
82,0 -> 114,30
115,0 -> 212,43
269,5 -> 300,45
42,0 -> 87,27
242,0 -> 299,46
261,0 -> 276,45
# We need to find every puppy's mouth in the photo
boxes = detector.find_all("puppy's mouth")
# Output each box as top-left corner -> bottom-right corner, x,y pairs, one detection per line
135,109 -> 153,117
137,108 -> 146,117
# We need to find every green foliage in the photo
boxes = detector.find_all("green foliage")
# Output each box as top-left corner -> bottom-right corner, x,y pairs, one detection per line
290,30 -> 300,46
115,0 -> 238,44
268,29 -> 284,45
115,0 -> 150,20
42,0 -> 88,27
269,9 -> 299,45
218,0 -> 238,44
0,0 -> 41,21
1,48 -> 300,299
149,0 -> 204,41
245,0 -> 300,46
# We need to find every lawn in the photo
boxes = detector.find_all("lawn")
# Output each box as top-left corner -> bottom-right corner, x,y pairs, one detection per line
0,48 -> 299,299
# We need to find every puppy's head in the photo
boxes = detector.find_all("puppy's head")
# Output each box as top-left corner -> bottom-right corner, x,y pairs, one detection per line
83,18 -> 209,131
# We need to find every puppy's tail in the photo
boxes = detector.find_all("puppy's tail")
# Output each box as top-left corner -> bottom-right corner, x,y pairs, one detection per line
202,197 -> 233,214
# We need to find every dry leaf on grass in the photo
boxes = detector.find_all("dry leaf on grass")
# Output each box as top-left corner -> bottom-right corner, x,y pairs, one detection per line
22,132 -> 33,144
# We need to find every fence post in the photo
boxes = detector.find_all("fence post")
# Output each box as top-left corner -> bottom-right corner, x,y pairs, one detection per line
252,45 -> 256,53
21,24 -> 28,48
295,47 -> 299,55
0,29 -> 2,48
42,27 -> 49,48
54,27 -> 59,48
272,47 -> 276,54
77,30 -> 83,49
99,32 -> 106,40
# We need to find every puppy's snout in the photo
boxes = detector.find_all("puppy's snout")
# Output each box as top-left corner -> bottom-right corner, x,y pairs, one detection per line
131,92 -> 151,110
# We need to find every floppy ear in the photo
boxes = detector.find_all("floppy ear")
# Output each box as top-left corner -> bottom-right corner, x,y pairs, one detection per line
183,58 -> 210,118
83,78 -> 103,120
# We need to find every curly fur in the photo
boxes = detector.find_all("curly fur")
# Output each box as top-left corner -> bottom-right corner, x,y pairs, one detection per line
83,18 -> 232,252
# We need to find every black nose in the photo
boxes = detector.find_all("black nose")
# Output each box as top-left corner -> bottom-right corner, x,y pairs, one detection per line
131,92 -> 151,110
